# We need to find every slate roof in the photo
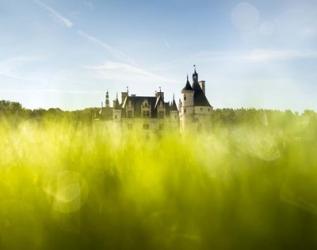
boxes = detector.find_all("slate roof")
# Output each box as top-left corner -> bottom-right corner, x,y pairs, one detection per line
119,94 -> 180,118
122,95 -> 169,118
192,82 -> 211,107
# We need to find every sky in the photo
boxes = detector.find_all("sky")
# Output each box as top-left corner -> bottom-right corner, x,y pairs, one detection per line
0,0 -> 317,111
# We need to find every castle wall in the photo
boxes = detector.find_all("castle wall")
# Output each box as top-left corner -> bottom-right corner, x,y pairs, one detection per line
120,117 -> 178,131
113,109 -> 122,121
194,106 -> 212,115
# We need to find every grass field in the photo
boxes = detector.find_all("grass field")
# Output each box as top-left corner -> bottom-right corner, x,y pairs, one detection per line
0,117 -> 317,249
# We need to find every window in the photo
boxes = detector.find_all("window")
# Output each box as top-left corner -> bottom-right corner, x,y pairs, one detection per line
143,123 -> 149,130
143,111 -> 150,118
184,108 -> 186,113
159,124 -> 164,130
114,115 -> 117,119
127,111 -> 133,118
184,95 -> 186,101
200,108 -> 203,111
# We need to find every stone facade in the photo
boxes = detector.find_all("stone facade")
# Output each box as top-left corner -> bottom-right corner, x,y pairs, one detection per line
179,69 -> 213,131
98,68 -> 212,131
111,90 -> 179,130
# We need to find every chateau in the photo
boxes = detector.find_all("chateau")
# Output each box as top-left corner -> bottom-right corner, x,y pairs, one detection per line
99,68 -> 213,130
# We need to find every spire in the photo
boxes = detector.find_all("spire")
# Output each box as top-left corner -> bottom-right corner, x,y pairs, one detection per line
170,93 -> 178,111
192,64 -> 198,83
113,93 -> 120,109
182,74 -> 193,92
105,90 -> 110,107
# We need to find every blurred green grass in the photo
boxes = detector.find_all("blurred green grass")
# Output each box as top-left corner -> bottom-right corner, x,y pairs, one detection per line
0,117 -> 317,250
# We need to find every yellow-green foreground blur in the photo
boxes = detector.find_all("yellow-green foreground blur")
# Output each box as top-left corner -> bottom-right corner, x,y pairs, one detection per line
0,118 -> 317,250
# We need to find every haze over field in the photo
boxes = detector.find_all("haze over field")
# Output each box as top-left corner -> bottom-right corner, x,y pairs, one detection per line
1,0 -> 317,110
1,112 -> 317,249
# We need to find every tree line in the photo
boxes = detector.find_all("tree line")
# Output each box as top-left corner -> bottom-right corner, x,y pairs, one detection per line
1,100 -> 317,130
0,100 -> 99,124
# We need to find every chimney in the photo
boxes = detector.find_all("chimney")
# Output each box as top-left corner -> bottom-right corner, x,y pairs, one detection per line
121,92 -> 128,104
199,81 -> 205,95
155,87 -> 164,100
156,92 -> 164,100
160,92 -> 164,100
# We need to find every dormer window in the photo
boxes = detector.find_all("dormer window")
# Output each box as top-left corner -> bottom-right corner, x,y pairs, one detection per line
143,100 -> 149,108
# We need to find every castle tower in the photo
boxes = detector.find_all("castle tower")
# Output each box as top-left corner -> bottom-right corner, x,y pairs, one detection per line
180,75 -> 194,130
179,66 -> 213,131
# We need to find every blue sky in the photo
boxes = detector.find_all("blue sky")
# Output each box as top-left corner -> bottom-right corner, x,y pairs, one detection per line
0,0 -> 317,111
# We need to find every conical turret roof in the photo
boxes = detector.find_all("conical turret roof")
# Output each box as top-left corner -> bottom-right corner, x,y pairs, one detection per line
182,75 -> 193,92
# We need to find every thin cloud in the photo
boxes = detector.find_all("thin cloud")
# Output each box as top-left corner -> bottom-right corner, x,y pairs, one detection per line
77,30 -> 135,64
190,49 -> 317,64
33,1 -> 135,65
77,31 -> 175,85
0,56 -> 43,83
0,88 -> 104,94
33,0 -> 73,28
244,49 -> 317,62
150,49 -> 317,73
85,61 -> 177,84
